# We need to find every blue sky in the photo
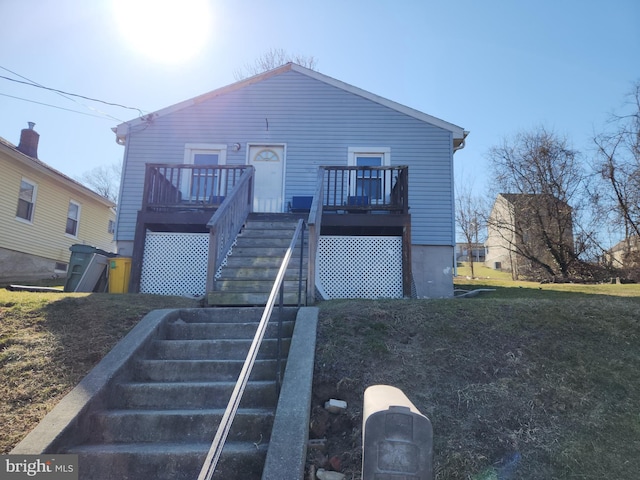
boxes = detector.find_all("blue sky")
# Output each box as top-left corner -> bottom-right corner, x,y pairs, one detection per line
1,0 -> 638,198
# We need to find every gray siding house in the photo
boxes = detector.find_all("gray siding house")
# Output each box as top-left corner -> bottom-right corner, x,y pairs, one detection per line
113,63 -> 467,301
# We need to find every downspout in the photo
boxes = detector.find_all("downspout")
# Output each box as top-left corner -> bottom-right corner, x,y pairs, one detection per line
452,131 -> 469,277
111,124 -> 129,254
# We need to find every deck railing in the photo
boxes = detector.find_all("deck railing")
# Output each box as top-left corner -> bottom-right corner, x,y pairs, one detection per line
206,167 -> 254,292
320,165 -> 409,213
142,163 -> 250,211
306,168 -> 325,306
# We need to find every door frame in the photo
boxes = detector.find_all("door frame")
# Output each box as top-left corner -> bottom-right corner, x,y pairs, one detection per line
182,143 -> 227,201
347,147 -> 392,202
246,143 -> 287,212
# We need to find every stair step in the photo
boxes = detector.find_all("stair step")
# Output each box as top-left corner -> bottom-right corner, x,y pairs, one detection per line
238,228 -> 296,237
207,291 -> 302,306
234,237 -> 294,248
230,246 -> 306,257
111,381 -> 278,409
89,408 -> 274,443
216,267 -> 304,280
150,338 -> 290,360
244,219 -> 301,230
133,359 -> 282,382
215,267 -> 278,280
223,256 -> 296,268
166,321 -> 295,340
172,307 -> 298,323
67,441 -> 267,480
212,280 -> 305,293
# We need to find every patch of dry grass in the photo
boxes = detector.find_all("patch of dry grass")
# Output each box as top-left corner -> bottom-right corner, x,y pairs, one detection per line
3,281 -> 640,480
0,290 -> 199,453
310,290 -> 640,479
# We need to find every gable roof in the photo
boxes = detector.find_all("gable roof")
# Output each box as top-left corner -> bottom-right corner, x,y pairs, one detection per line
0,135 -> 115,207
114,63 -> 468,148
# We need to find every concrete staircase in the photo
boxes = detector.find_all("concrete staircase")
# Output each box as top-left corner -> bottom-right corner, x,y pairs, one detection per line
64,307 -> 297,480
208,214 -> 308,306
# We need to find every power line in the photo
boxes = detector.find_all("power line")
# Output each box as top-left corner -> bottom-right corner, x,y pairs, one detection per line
0,68 -> 146,117
0,65 -> 124,122
0,92 -> 118,120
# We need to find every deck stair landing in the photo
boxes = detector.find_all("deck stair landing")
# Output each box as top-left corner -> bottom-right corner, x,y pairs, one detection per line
209,213 -> 307,306
64,307 -> 297,480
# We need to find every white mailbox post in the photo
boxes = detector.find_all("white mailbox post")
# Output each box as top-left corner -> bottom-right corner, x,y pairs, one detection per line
362,385 -> 433,479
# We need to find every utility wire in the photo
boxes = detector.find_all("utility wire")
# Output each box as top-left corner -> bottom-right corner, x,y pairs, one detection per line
0,65 -> 125,122
0,68 -> 145,117
0,92 -> 116,120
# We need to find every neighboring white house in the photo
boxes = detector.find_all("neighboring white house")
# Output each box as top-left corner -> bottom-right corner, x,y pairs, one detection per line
606,235 -> 640,269
113,63 -> 468,299
485,193 -> 574,279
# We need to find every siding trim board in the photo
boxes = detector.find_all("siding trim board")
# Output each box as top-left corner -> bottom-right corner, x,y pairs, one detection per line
114,63 -> 467,148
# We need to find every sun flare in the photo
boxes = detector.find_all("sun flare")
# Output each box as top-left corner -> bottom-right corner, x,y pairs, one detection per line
112,0 -> 212,64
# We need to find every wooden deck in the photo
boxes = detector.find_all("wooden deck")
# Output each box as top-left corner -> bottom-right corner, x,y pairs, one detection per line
129,164 -> 412,298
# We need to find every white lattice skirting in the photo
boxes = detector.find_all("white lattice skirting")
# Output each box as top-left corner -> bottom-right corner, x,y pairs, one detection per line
316,235 -> 403,299
141,232 -> 209,296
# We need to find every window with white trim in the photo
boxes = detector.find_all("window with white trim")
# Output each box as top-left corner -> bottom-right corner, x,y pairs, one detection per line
65,200 -> 81,237
16,178 -> 37,222
183,144 -> 227,201
348,147 -> 391,202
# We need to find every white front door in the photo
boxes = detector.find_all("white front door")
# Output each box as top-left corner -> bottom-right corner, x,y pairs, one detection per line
248,145 -> 285,212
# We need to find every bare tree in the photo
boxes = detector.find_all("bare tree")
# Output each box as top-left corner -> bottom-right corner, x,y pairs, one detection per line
486,127 -> 585,279
593,80 -> 640,266
77,163 -> 121,203
456,184 -> 486,278
233,48 -> 318,81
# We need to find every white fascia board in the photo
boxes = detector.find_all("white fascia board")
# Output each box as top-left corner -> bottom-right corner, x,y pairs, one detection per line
114,63 -> 467,143
290,64 -> 466,139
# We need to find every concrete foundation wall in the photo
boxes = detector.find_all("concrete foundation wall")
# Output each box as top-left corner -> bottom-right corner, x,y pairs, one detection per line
411,245 -> 454,298
0,247 -> 66,283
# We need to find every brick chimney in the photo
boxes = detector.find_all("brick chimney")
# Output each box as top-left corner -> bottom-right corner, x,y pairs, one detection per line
17,122 -> 40,158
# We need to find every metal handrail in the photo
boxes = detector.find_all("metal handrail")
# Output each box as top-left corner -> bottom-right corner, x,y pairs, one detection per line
197,219 -> 306,480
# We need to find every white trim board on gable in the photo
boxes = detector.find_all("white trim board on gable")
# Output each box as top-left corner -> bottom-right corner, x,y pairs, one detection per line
113,63 -> 468,148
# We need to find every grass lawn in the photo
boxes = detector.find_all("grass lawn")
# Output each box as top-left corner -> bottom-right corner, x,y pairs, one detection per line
311,280 -> 640,479
2,278 -> 639,479
0,289 -> 199,453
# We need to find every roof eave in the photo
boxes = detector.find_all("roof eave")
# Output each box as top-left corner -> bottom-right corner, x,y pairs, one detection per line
0,139 -> 116,207
113,62 -> 468,148
113,63 -> 297,139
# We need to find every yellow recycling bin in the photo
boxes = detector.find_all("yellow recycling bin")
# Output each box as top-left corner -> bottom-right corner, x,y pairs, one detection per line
108,257 -> 132,293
